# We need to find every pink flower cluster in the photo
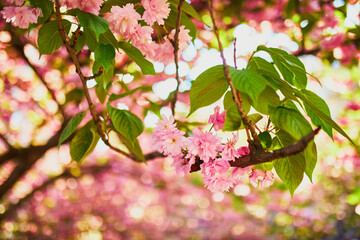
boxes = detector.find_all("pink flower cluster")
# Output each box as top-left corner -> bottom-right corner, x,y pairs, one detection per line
1,5 -> 42,29
152,111 -> 275,192
54,0 -> 104,15
106,2 -> 191,64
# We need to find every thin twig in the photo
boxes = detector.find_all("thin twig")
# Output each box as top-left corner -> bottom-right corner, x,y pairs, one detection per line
170,0 -> 185,116
207,0 -> 263,152
233,38 -> 237,69
0,134 -> 13,150
71,26 -> 81,48
84,66 -> 104,81
54,1 -> 139,160
191,127 -> 321,172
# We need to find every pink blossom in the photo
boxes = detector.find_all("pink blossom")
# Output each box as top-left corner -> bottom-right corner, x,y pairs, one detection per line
346,102 -> 360,111
231,166 -> 252,180
201,159 -> 230,176
2,5 -> 41,29
222,133 -> 240,160
55,0 -> 104,14
148,40 -> 174,64
187,128 -> 223,162
142,0 -> 170,25
208,106 -> 226,131
129,24 -> 153,49
106,4 -> 141,39
152,115 -> 187,156
248,169 -> 266,187
203,173 -> 234,192
170,26 -> 192,51
5,0 -> 24,6
237,146 -> 250,157
171,154 -> 194,176
158,129 -> 187,156
260,171 -> 274,188
320,34 -> 345,51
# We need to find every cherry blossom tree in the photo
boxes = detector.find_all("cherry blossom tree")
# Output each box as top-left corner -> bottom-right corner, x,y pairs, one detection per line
0,0 -> 359,238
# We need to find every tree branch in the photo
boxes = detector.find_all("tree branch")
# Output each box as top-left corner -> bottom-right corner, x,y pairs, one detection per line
0,134 -> 14,151
170,0 -> 185,116
0,164 -> 111,221
191,127 -> 321,172
207,0 -> 263,152
54,0 -> 134,160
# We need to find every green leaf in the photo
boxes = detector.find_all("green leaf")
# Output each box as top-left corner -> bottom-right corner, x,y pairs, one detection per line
118,134 -> 146,163
248,86 -> 280,115
107,104 -> 144,142
269,106 -> 313,140
230,68 -> 267,102
300,89 -> 333,139
84,28 -> 98,51
65,88 -> 84,104
94,44 -> 115,71
166,5 -> 196,39
38,20 -> 71,56
109,86 -> 152,102
247,56 -> 281,81
71,31 -> 86,54
58,111 -> 87,149
273,131 -> 306,197
257,46 -> 307,89
304,140 -> 317,182
99,29 -> 119,50
70,121 -> 100,163
222,106 -> 262,131
95,85 -> 107,104
99,0 -> 140,14
188,65 -> 229,116
295,91 -> 355,145
259,131 -> 272,148
77,9 -> 109,40
93,61 -> 114,90
223,91 -> 250,113
118,42 -> 156,75
168,0 -> 203,22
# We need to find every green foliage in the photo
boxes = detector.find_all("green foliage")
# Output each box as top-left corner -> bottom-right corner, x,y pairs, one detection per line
94,44 -> 115,71
107,104 -> 144,143
222,106 -> 262,131
259,131 -> 272,148
188,65 -> 229,116
84,28 -> 98,51
58,111 -> 87,149
257,46 -> 307,89
77,9 -> 109,40
118,42 -> 156,75
230,68 -> 267,103
37,20 -> 71,56
70,121 -> 100,163
168,0 -> 203,22
300,89 -> 333,138
273,131 -> 306,197
71,31 -> 86,54
118,134 -> 146,163
109,86 -> 152,102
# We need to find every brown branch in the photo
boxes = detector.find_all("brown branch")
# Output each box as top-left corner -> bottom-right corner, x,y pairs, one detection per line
191,127 -> 321,172
71,26 -> 81,48
0,134 -> 14,151
207,0 -> 263,152
84,66 -> 104,81
170,0 -> 185,116
233,38 -> 237,69
0,164 -> 111,221
54,0 -> 134,160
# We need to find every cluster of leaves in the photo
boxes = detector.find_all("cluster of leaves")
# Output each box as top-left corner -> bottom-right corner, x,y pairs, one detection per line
188,45 -> 354,195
